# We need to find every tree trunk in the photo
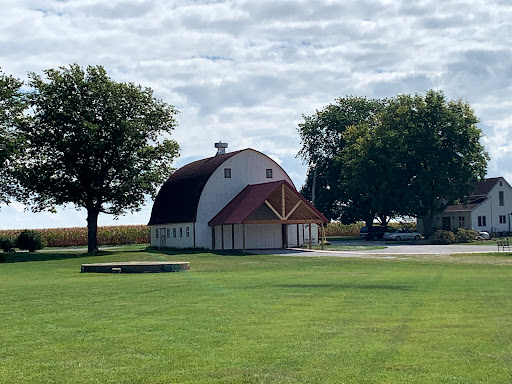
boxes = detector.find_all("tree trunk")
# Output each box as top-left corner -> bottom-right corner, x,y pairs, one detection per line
311,165 -> 317,206
87,207 -> 100,253
421,214 -> 434,238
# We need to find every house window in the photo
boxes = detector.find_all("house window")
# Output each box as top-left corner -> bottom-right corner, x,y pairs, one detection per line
224,168 -> 231,178
173,228 -> 177,238
458,216 -> 465,227
500,181 -> 503,186
180,227 -> 183,237
186,227 -> 190,237
478,216 -> 487,227
266,169 -> 273,178
155,229 -> 158,238
166,228 -> 170,238
499,191 -> 504,206
500,215 -> 507,224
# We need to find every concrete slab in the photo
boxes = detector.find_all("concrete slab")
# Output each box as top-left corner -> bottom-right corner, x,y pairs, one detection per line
81,261 -> 190,273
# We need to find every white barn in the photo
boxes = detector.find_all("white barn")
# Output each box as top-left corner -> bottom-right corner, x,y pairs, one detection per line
148,144 -> 327,250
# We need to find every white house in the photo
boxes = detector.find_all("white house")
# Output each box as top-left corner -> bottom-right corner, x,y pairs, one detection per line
148,143 -> 327,250
419,177 -> 512,235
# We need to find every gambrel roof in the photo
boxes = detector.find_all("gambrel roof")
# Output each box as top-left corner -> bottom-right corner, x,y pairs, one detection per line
148,150 -> 242,225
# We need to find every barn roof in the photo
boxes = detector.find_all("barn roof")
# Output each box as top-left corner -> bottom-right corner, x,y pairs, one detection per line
208,180 -> 328,226
148,150 -> 243,225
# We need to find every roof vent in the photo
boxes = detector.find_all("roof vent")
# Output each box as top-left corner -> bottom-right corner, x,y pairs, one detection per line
215,141 -> 228,156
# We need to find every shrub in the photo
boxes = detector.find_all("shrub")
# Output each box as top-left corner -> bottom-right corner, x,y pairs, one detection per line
0,237 -> 15,252
16,230 -> 45,252
430,230 -> 455,245
455,228 -> 479,243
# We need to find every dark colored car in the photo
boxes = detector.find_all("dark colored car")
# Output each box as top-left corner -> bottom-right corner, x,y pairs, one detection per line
360,226 -> 393,241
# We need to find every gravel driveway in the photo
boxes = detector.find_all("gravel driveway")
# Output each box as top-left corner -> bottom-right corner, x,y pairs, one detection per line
248,240 -> 499,258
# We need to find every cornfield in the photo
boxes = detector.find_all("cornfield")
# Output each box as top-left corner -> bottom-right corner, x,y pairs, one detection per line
0,225 -> 150,248
324,222 -> 365,237
324,221 -> 417,237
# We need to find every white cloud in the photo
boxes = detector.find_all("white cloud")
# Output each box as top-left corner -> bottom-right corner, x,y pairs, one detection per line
2,0 -> 512,228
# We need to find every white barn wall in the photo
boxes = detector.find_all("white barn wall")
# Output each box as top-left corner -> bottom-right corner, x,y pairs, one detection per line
150,223 -> 194,248
245,224 -> 282,249
195,149 -> 293,248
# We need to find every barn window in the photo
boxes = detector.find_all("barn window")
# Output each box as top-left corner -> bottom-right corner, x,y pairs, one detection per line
180,228 -> 183,237
186,227 -> 190,237
173,228 -> 176,238
458,216 -> 465,227
166,228 -> 170,238
266,169 -> 273,178
500,215 -> 506,224
155,229 -> 158,238
499,191 -> 504,206
478,216 -> 486,227
224,168 -> 231,178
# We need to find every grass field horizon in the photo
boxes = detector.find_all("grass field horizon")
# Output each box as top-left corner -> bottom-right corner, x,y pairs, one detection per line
2,246 -> 511,383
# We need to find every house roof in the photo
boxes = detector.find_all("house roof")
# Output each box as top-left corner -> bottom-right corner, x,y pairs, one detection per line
208,180 -> 328,226
472,177 -> 501,196
148,150 -> 243,225
442,178 -> 502,212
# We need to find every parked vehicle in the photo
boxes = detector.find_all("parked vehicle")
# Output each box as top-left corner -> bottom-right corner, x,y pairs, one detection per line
383,229 -> 423,241
360,226 -> 393,241
477,231 -> 490,240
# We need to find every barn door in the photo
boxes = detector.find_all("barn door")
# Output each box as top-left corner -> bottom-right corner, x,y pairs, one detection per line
159,228 -> 166,248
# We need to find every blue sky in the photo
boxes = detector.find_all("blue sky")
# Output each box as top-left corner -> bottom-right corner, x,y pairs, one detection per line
1,0 -> 512,229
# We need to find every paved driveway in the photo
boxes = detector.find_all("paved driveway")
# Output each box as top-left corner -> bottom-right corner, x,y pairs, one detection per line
248,240 -> 499,258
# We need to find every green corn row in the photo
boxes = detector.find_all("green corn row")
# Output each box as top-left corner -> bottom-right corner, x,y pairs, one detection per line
324,222 -> 365,237
0,225 -> 150,248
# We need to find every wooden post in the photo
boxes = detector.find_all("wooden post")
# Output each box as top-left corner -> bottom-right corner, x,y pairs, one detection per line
281,183 -> 285,217
308,224 -> 312,249
321,224 -> 325,250
302,224 -> 305,246
232,224 -> 235,250
242,224 -> 246,253
296,224 -> 299,247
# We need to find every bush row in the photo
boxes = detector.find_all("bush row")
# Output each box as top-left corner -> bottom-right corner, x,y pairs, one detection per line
1,230 -> 45,253
0,225 -> 150,249
430,229 -> 479,245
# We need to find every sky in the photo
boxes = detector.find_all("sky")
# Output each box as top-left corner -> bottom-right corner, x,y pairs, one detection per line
1,0 -> 512,229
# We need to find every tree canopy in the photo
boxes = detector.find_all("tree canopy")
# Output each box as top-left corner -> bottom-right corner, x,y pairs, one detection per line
298,96 -> 384,220
298,90 -> 489,234
0,69 -> 25,207
16,64 -> 180,252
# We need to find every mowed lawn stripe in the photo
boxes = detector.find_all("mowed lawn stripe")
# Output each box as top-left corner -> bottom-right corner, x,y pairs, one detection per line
1,247 -> 512,383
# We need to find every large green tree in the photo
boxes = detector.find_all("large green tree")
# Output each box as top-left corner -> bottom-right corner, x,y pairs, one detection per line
0,69 -> 25,207
299,90 -> 488,232
376,90 -> 488,236
298,96 -> 383,220
340,121 -> 408,226
17,64 -> 180,252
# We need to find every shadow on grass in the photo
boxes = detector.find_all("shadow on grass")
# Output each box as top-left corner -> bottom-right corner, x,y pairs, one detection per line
277,283 -> 414,291
144,246 -> 250,257
1,250 -> 114,263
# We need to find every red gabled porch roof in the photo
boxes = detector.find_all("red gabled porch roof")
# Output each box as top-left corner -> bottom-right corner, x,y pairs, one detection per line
208,180 -> 328,226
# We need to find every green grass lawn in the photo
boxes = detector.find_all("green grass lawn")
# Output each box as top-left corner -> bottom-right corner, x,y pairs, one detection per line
2,246 -> 512,383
